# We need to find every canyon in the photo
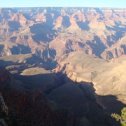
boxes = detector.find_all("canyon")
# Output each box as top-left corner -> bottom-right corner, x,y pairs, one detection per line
0,7 -> 126,126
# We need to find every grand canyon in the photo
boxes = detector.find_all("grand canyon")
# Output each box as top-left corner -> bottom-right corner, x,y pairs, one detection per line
0,7 -> 126,126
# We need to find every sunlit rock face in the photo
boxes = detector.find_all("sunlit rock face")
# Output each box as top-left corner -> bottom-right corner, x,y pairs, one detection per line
0,8 -> 126,61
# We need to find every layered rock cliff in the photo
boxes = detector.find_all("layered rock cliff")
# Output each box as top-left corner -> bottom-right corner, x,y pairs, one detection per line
0,8 -> 126,61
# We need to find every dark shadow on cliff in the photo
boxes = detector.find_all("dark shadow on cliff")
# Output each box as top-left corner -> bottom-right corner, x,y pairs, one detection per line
30,23 -> 57,43
0,60 -> 14,67
12,71 -> 126,126
0,53 -> 57,73
77,21 -> 89,30
96,95 -> 126,114
87,36 -> 106,57
0,66 -> 125,126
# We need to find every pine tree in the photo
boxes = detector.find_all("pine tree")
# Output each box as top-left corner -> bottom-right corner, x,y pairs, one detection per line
111,107 -> 126,126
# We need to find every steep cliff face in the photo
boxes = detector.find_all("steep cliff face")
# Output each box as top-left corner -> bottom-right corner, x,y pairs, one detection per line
0,68 -> 11,90
0,68 -> 113,126
101,36 -> 126,59
55,51 -> 126,113
57,51 -> 126,93
0,68 -> 74,126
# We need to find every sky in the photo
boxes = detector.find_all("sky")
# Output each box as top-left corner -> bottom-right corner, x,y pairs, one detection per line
0,0 -> 126,8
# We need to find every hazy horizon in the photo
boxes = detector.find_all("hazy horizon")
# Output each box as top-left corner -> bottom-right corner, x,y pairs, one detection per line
0,0 -> 126,8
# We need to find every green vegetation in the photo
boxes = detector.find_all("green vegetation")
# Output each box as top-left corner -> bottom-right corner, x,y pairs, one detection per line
111,107 -> 126,126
